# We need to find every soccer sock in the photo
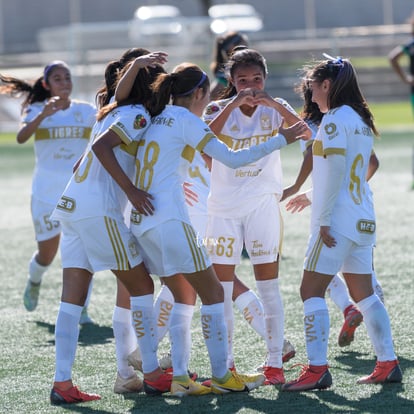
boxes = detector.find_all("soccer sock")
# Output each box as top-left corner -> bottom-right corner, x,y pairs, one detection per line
303,297 -> 329,366
221,281 -> 235,369
112,305 -> 137,378
130,294 -> 159,374
154,284 -> 174,343
256,279 -> 284,368
54,302 -> 82,382
327,273 -> 353,312
28,252 -> 49,284
234,289 -> 265,338
169,303 -> 194,377
200,302 -> 228,379
371,271 -> 385,303
357,294 -> 396,361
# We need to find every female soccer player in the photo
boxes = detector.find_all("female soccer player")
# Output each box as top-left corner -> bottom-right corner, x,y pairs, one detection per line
282,76 -> 385,348
126,63 -> 309,396
203,47 -> 310,385
281,55 -> 402,392
0,62 -> 96,322
49,54 -> 168,405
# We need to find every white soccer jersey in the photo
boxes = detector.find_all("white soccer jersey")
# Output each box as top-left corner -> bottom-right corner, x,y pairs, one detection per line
130,105 -> 214,236
52,104 -> 151,222
311,105 -> 376,245
185,151 -> 210,217
22,100 -> 96,204
203,97 -> 296,217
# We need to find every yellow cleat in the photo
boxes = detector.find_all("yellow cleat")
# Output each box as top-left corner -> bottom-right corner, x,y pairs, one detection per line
211,370 -> 265,394
170,376 -> 211,397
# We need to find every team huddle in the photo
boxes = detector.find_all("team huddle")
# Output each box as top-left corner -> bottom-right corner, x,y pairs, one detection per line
0,31 -> 402,405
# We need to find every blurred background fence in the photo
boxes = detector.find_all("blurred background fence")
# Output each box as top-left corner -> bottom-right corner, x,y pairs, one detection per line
0,0 -> 413,131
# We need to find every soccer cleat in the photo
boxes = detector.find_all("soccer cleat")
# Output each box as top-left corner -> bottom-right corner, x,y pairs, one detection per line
79,307 -> 95,325
283,339 -> 296,363
263,366 -> 285,385
282,364 -> 332,392
170,376 -> 211,397
50,385 -> 101,405
357,360 -> 402,384
23,280 -> 41,311
114,372 -> 143,394
211,370 -> 265,394
143,372 -> 173,395
127,348 -> 143,373
338,305 -> 363,347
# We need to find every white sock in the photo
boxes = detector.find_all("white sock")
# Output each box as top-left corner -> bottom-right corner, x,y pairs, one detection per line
154,284 -> 174,343
357,294 -> 396,361
169,303 -> 194,377
234,289 -> 265,338
28,252 -> 49,284
327,274 -> 353,312
303,298 -> 329,366
54,302 -> 82,382
221,281 -> 235,369
112,305 -> 136,378
200,303 -> 228,379
371,271 -> 385,303
130,295 -> 158,374
256,279 -> 284,368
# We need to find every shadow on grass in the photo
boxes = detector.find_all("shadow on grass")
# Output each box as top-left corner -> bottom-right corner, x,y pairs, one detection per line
334,350 -> 414,377
35,320 -> 114,347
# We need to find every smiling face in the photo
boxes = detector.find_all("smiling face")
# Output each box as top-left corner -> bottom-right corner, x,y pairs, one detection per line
230,64 -> 265,93
44,66 -> 73,99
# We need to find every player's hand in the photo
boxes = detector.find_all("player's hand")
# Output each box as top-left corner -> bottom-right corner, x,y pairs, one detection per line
231,88 -> 256,107
279,120 -> 311,144
134,52 -> 168,69
43,96 -> 63,117
320,225 -> 336,248
285,193 -> 311,213
250,89 -> 274,106
129,188 -> 155,216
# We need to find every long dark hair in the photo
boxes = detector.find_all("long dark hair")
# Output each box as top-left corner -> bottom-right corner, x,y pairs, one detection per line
219,48 -> 268,99
295,75 -> 324,125
0,61 -> 70,109
97,61 -> 165,120
149,63 -> 210,117
307,56 -> 379,136
95,48 -> 151,108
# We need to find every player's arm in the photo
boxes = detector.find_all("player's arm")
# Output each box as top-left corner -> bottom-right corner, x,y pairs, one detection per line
281,144 -> 313,201
17,97 -> 61,144
206,89 -> 255,134
114,52 -> 168,102
389,45 -> 413,85
92,130 -> 154,215
366,151 -> 379,181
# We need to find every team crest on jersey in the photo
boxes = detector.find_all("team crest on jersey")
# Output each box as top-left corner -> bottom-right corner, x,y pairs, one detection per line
133,114 -> 147,129
205,103 -> 220,115
325,122 -> 339,140
260,115 -> 271,130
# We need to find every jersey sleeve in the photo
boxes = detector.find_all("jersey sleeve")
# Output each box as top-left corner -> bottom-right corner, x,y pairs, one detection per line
202,100 -> 227,124
319,109 -> 347,157
109,107 -> 150,144
21,102 -> 42,124
202,133 -> 287,169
